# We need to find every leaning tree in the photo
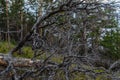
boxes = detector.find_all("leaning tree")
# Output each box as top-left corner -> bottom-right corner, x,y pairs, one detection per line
0,0 -> 120,80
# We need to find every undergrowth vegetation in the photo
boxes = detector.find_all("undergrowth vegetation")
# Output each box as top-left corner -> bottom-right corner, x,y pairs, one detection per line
0,41 -> 33,58
0,41 -> 113,80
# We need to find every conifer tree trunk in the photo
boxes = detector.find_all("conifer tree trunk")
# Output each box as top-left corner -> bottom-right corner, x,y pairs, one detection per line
38,0 -> 44,37
82,18 -> 88,56
19,1 -> 24,53
0,28 -> 1,40
20,2 -> 23,42
5,0 -> 10,48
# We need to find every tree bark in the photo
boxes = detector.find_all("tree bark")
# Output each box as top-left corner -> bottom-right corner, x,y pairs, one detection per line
5,0 -> 10,48
0,53 -> 40,67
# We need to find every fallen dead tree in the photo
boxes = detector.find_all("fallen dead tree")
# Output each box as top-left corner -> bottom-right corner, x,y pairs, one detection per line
0,53 -> 110,69
0,53 -> 40,67
0,0 -> 120,80
0,52 -> 119,80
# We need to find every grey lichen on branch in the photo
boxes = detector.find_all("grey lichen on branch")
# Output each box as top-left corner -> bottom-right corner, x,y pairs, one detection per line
8,0 -> 73,56
1,0 -> 118,79
0,0 -> 76,76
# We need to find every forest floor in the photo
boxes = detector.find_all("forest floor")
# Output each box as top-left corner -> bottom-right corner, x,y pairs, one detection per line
0,41 -> 120,80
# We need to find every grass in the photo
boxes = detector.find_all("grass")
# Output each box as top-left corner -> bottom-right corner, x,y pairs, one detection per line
0,41 -> 14,53
0,41 -> 34,58
0,41 -> 115,80
13,46 -> 34,58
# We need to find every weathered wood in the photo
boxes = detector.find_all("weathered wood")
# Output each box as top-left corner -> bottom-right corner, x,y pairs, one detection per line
0,53 -> 40,67
109,60 -> 120,71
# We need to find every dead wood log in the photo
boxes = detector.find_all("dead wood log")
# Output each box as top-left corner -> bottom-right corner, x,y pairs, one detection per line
0,53 -> 40,67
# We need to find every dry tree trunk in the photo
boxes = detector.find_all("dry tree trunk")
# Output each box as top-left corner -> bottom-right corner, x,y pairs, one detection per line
5,0 -> 10,48
0,28 -> 1,40
0,53 -> 40,67
18,1 -> 24,54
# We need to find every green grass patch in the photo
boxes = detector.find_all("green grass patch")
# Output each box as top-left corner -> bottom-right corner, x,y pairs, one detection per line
13,46 -> 34,58
51,55 -> 63,63
0,41 -> 34,58
0,41 -> 14,53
